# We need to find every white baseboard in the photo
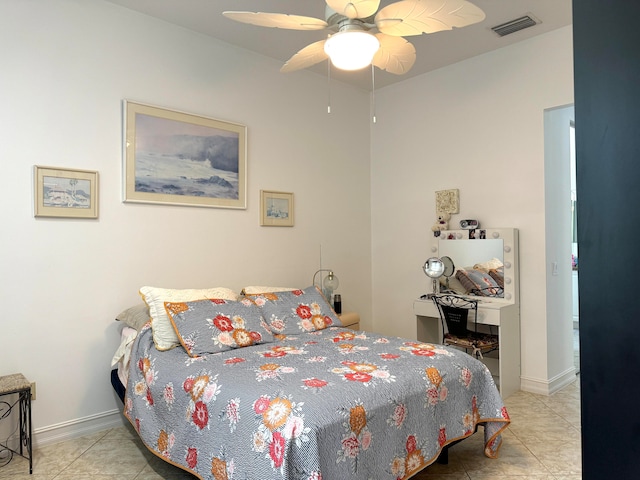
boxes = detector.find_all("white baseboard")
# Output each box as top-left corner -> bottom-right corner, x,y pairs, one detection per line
520,367 -> 577,395
32,409 -> 126,448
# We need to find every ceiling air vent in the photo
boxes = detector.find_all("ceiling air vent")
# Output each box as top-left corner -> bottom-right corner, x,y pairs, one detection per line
491,15 -> 539,37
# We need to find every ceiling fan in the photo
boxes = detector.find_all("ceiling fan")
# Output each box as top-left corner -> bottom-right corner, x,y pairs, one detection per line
223,0 -> 486,75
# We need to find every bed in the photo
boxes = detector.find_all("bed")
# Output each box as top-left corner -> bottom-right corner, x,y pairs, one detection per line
111,285 -> 509,480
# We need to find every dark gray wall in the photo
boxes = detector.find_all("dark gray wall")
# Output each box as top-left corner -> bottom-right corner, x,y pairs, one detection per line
573,1 -> 640,477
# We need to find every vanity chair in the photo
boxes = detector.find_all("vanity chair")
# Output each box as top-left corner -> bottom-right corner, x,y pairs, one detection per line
414,228 -> 520,398
432,294 -> 499,359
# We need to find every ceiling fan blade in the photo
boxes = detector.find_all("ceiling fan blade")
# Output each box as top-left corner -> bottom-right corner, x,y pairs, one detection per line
281,40 -> 329,73
223,11 -> 327,31
326,0 -> 380,20
372,33 -> 416,74
375,0 -> 485,36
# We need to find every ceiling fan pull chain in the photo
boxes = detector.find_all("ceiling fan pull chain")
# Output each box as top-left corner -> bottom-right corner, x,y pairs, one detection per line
327,59 -> 332,114
371,64 -> 376,124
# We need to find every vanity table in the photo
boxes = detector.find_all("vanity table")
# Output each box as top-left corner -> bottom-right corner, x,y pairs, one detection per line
413,228 -> 521,398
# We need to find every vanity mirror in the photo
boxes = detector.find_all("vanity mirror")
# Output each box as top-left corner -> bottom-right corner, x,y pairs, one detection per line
429,228 -> 519,304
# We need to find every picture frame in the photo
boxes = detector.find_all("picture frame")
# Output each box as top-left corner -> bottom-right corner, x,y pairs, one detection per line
260,190 -> 294,227
435,189 -> 460,214
34,166 -> 98,219
123,100 -> 247,209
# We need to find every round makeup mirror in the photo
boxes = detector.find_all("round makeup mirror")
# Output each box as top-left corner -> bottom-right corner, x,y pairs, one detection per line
441,256 -> 455,289
423,257 -> 445,298
423,257 -> 444,277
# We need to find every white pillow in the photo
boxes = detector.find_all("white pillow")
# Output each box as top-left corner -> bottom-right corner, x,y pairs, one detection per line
241,286 -> 298,295
473,257 -> 504,273
139,286 -> 239,351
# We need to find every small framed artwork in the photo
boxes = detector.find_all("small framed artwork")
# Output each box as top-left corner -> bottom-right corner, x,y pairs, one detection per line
34,166 -> 98,219
260,190 -> 294,227
123,100 -> 247,209
435,189 -> 459,214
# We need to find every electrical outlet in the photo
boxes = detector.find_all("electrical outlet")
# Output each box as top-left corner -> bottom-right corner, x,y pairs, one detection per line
30,382 -> 36,401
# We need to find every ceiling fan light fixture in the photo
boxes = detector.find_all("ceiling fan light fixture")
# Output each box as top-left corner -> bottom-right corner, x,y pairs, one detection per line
323,30 -> 380,71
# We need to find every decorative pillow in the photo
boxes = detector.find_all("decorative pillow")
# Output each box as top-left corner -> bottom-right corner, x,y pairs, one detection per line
246,285 -> 342,335
139,286 -> 239,351
488,267 -> 505,289
115,304 -> 150,331
241,286 -> 298,295
473,257 -> 504,273
164,298 -> 274,357
455,269 -> 502,297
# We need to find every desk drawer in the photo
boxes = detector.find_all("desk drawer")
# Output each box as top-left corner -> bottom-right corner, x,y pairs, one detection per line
416,299 -> 502,326
477,308 -> 500,326
413,299 -> 438,317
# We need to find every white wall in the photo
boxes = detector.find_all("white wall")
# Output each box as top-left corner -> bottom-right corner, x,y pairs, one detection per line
0,0 -> 372,443
371,27 -> 575,393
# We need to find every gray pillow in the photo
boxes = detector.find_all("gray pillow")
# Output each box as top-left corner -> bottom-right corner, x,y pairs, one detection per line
115,304 -> 150,331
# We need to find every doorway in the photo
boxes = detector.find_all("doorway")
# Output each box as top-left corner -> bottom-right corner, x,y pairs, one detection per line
543,104 -> 577,383
569,120 -> 579,373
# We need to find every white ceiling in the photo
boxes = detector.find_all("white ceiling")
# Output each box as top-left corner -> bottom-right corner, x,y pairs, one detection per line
104,0 -> 572,91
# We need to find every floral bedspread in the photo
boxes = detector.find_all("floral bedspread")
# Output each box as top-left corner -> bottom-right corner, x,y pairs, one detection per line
125,324 -> 509,480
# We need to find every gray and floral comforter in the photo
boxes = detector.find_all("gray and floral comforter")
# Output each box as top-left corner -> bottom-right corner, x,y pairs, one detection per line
125,324 -> 509,480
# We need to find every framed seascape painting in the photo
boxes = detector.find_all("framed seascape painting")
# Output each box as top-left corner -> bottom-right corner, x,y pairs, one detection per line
260,190 -> 294,227
123,101 -> 247,209
34,166 -> 98,219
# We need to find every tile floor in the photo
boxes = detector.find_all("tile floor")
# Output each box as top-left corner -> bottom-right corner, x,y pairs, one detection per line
0,380 -> 581,480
